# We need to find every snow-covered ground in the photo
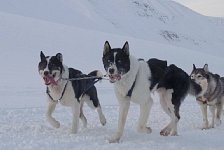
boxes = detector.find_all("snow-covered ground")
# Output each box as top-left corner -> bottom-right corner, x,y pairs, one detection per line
0,0 -> 224,149
1,100 -> 224,150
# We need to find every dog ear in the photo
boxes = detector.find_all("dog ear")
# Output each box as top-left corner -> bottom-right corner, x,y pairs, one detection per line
203,64 -> 209,72
193,64 -> 196,70
103,41 -> 111,55
40,51 -> 46,61
122,41 -> 129,56
56,53 -> 63,62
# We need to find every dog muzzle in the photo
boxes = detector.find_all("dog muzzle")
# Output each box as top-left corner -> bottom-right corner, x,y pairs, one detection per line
108,74 -> 121,83
43,75 -> 57,85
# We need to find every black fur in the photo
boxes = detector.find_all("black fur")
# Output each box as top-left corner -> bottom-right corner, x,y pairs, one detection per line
38,52 -> 64,74
147,58 -> 167,90
68,68 -> 100,107
102,47 -> 130,75
157,64 -> 190,119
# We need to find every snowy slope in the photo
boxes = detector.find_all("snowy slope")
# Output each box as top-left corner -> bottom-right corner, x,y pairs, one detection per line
0,0 -> 224,54
0,0 -> 224,150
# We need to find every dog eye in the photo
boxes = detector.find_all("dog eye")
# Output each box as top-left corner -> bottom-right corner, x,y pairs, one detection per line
190,75 -> 194,79
197,75 -> 202,78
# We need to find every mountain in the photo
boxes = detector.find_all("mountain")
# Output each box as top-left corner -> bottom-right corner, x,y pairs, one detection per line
0,0 -> 224,55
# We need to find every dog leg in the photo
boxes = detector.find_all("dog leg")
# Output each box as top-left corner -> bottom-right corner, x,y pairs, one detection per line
159,88 -> 170,136
71,102 -> 80,134
209,105 -> 216,128
199,103 -> 209,129
166,89 -> 179,136
85,97 -> 106,126
169,112 -> 179,136
80,101 -> 87,128
159,88 -> 177,136
46,102 -> 60,128
109,100 -> 130,143
137,99 -> 153,134
96,105 -> 107,126
86,94 -> 107,126
215,99 -> 223,126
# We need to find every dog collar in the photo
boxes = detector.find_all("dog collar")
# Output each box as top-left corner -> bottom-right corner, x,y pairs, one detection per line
126,59 -> 144,97
127,78 -> 136,97
46,81 -> 68,102
127,80 -> 136,97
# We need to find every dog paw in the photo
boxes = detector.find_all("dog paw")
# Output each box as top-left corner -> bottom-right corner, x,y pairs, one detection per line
145,127 -> 152,134
100,115 -> 107,126
47,117 -> 60,128
160,128 -> 171,136
108,132 -> 122,143
215,119 -> 221,126
201,126 -> 209,130
208,124 -> 214,129
108,136 -> 120,143
51,120 -> 60,128
137,126 -> 152,134
201,122 -> 209,130
160,130 -> 169,136
170,130 -> 178,136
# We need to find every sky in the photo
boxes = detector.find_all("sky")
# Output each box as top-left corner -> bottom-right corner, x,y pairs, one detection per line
173,0 -> 224,17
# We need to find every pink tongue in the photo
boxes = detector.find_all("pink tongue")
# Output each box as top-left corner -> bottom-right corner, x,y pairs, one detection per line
115,74 -> 121,80
110,74 -> 121,81
44,76 -> 57,85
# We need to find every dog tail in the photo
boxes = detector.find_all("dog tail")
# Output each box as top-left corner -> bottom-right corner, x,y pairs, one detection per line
88,70 -> 103,79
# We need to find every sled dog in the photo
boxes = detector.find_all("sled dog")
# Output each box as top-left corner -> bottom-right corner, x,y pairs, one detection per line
102,41 -> 202,143
38,51 -> 106,133
190,64 -> 224,129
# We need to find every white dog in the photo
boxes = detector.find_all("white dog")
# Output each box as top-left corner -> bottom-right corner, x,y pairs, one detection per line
38,51 -> 106,133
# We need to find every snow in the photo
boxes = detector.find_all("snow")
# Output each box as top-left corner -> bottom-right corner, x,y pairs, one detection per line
0,0 -> 224,149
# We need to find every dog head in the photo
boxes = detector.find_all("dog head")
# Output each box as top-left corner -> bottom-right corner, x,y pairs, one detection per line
38,51 -> 64,86
102,41 -> 130,83
190,64 -> 209,92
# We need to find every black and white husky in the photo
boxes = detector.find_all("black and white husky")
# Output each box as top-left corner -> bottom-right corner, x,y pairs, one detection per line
38,51 -> 106,133
102,41 -> 202,143
190,64 -> 224,129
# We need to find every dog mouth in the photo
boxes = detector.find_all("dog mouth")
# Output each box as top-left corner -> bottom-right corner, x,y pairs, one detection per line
43,74 -> 57,85
108,74 -> 121,83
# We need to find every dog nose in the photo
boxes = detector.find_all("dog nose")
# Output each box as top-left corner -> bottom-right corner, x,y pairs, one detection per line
44,71 -> 49,76
109,68 -> 115,74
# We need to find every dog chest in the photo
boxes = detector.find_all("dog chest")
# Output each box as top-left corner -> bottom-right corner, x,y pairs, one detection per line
47,82 -> 78,106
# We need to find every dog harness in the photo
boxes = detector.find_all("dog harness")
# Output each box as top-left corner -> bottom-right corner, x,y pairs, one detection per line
127,80 -> 136,97
46,81 -> 68,102
127,59 -> 145,97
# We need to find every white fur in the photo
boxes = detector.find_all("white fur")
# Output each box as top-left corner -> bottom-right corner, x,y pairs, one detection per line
158,88 -> 178,136
190,73 -> 208,97
45,65 -> 106,133
197,79 -> 208,97
109,55 -> 153,143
